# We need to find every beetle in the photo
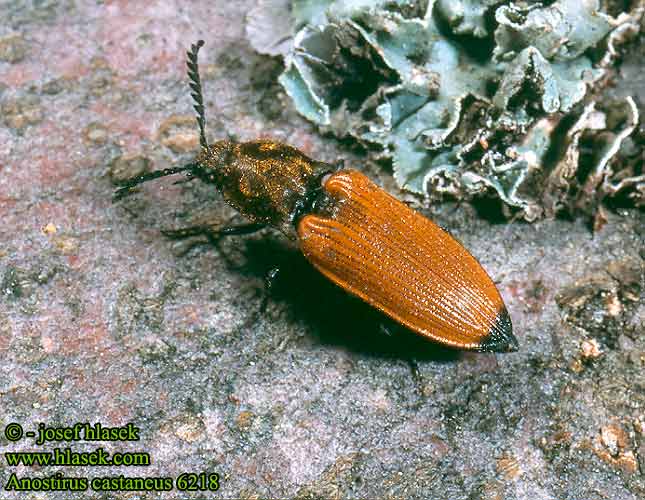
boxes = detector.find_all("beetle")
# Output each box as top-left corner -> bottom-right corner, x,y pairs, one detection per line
114,41 -> 518,353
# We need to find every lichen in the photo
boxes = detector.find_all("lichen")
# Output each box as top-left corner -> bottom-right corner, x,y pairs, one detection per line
272,0 -> 643,220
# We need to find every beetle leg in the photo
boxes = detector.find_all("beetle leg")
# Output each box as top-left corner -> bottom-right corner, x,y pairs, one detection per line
406,358 -> 426,401
260,266 -> 281,313
161,225 -> 212,240
216,222 -> 267,237
407,358 -> 420,380
161,222 -> 266,255
379,323 -> 393,336
171,173 -> 197,186
161,222 -> 265,241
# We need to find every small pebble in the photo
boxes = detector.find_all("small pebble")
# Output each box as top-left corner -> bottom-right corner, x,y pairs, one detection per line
84,122 -> 108,145
108,154 -> 151,184
158,115 -> 199,153
0,33 -> 27,63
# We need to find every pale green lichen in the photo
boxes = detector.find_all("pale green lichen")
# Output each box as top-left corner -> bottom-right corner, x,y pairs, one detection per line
274,0 -> 642,219
435,0 -> 501,38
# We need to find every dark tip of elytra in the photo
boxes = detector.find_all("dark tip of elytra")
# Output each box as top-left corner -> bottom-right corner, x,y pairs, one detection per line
479,307 -> 518,353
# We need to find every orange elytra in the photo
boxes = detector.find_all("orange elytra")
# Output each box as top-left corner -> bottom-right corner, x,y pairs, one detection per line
114,40 -> 518,353
298,170 -> 516,352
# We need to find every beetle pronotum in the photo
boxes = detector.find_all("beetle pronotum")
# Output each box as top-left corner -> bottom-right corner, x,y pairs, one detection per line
115,41 -> 518,353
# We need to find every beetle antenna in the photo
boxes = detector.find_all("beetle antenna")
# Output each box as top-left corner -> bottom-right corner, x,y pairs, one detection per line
113,164 -> 196,201
187,40 -> 208,151
113,41 -> 209,203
